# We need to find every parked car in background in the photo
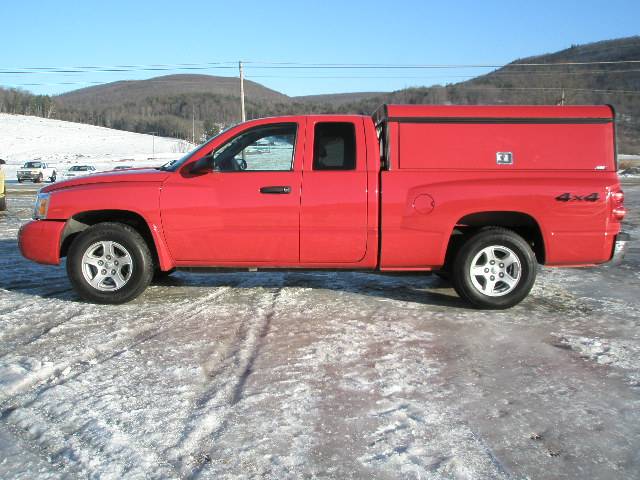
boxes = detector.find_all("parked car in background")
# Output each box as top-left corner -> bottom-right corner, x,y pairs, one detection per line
619,167 -> 640,177
17,161 -> 57,183
0,159 -> 6,211
62,165 -> 97,180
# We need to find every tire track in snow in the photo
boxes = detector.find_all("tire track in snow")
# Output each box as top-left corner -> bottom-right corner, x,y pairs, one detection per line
0,286 -> 236,479
0,302 -> 89,357
277,301 -> 511,480
167,280 -> 283,478
0,286 -> 233,405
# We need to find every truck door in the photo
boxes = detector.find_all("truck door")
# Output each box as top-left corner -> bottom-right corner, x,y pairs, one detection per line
160,121 -> 303,264
300,118 -> 368,263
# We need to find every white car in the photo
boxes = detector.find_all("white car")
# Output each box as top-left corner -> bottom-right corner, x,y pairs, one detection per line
62,165 -> 97,180
17,161 -> 58,183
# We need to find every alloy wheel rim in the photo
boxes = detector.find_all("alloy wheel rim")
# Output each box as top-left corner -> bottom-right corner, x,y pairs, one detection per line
469,245 -> 521,297
81,241 -> 133,291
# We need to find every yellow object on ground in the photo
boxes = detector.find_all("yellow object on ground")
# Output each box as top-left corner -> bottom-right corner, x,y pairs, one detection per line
0,164 -> 6,211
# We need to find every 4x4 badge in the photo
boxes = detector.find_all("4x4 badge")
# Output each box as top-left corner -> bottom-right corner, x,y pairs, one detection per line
555,192 -> 599,202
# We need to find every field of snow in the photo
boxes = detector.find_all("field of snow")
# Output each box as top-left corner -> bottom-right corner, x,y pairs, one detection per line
0,178 -> 639,478
0,114 -> 192,180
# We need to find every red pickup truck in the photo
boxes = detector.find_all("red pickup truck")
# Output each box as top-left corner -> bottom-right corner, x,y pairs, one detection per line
19,105 -> 628,308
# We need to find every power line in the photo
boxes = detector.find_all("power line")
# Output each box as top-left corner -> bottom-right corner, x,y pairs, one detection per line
244,60 -> 640,67
6,82 -> 638,97
0,66 -> 238,75
2,59 -> 640,75
0,61 -> 238,72
447,86 -> 640,96
247,69 -> 640,79
4,68 -> 640,88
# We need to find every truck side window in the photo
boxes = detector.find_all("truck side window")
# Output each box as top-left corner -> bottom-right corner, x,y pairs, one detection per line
212,123 -> 297,172
313,122 -> 356,171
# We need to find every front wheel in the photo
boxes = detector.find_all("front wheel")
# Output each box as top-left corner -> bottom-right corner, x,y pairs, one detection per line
451,228 -> 537,309
66,222 -> 154,304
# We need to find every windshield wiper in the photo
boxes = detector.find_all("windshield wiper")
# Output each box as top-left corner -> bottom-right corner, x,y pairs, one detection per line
157,159 -> 177,171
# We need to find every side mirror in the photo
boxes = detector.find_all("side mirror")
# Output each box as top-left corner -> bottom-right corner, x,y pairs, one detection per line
189,154 -> 213,175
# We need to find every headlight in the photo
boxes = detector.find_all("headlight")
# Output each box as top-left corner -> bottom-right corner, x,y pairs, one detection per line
33,192 -> 50,219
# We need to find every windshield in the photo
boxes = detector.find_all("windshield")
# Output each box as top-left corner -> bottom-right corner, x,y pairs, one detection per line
24,162 -> 42,168
159,128 -> 231,172
159,143 -> 208,172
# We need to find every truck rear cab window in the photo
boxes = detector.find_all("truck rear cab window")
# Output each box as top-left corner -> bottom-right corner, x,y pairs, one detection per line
313,122 -> 356,170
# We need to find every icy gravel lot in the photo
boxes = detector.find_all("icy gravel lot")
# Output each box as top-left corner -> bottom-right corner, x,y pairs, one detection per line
0,182 -> 639,480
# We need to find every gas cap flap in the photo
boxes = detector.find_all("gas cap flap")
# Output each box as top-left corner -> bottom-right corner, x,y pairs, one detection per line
412,194 -> 435,214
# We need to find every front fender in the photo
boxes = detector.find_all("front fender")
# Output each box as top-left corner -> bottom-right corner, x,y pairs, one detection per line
47,182 -> 176,271
19,220 -> 66,265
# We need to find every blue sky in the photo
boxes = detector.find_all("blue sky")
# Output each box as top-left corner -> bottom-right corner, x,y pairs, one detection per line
1,0 -> 638,97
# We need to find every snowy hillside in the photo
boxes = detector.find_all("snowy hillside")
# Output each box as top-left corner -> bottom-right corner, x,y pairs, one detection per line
0,114 -> 193,179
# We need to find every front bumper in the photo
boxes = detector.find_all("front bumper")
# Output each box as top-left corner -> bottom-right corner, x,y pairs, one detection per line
18,220 -> 66,265
17,171 -> 40,180
605,232 -> 630,267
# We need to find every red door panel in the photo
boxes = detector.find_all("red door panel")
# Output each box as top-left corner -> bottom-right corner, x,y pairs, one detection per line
161,171 -> 301,263
160,119 -> 304,265
300,117 -> 368,264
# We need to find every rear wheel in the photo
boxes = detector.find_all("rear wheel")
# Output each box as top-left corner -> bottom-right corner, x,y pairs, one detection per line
66,222 -> 154,304
451,228 -> 537,309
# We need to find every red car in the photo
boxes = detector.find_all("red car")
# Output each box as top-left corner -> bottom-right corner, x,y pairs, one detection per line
19,105 -> 629,308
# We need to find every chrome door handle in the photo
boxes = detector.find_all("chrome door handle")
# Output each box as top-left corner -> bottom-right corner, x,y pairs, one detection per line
260,186 -> 291,194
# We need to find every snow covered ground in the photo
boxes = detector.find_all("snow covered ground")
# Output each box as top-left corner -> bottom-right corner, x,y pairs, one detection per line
0,178 -> 638,478
0,114 -> 192,180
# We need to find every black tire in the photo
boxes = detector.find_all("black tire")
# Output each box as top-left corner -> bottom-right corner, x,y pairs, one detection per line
66,222 -> 154,304
451,228 -> 537,309
0,196 -> 6,211
17,179 -> 23,183
33,174 -> 43,183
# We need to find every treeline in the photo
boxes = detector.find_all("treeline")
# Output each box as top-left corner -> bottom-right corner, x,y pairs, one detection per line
2,74 -> 639,152
0,87 -> 56,117
53,91 -> 366,140
55,92 -> 311,140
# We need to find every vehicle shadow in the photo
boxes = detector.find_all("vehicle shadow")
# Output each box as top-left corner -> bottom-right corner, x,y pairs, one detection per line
0,238 -> 76,298
0,238 -> 468,309
153,270 -> 469,309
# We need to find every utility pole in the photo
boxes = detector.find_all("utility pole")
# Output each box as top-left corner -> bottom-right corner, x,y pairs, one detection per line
149,131 -> 157,159
239,60 -> 246,123
192,104 -> 195,144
